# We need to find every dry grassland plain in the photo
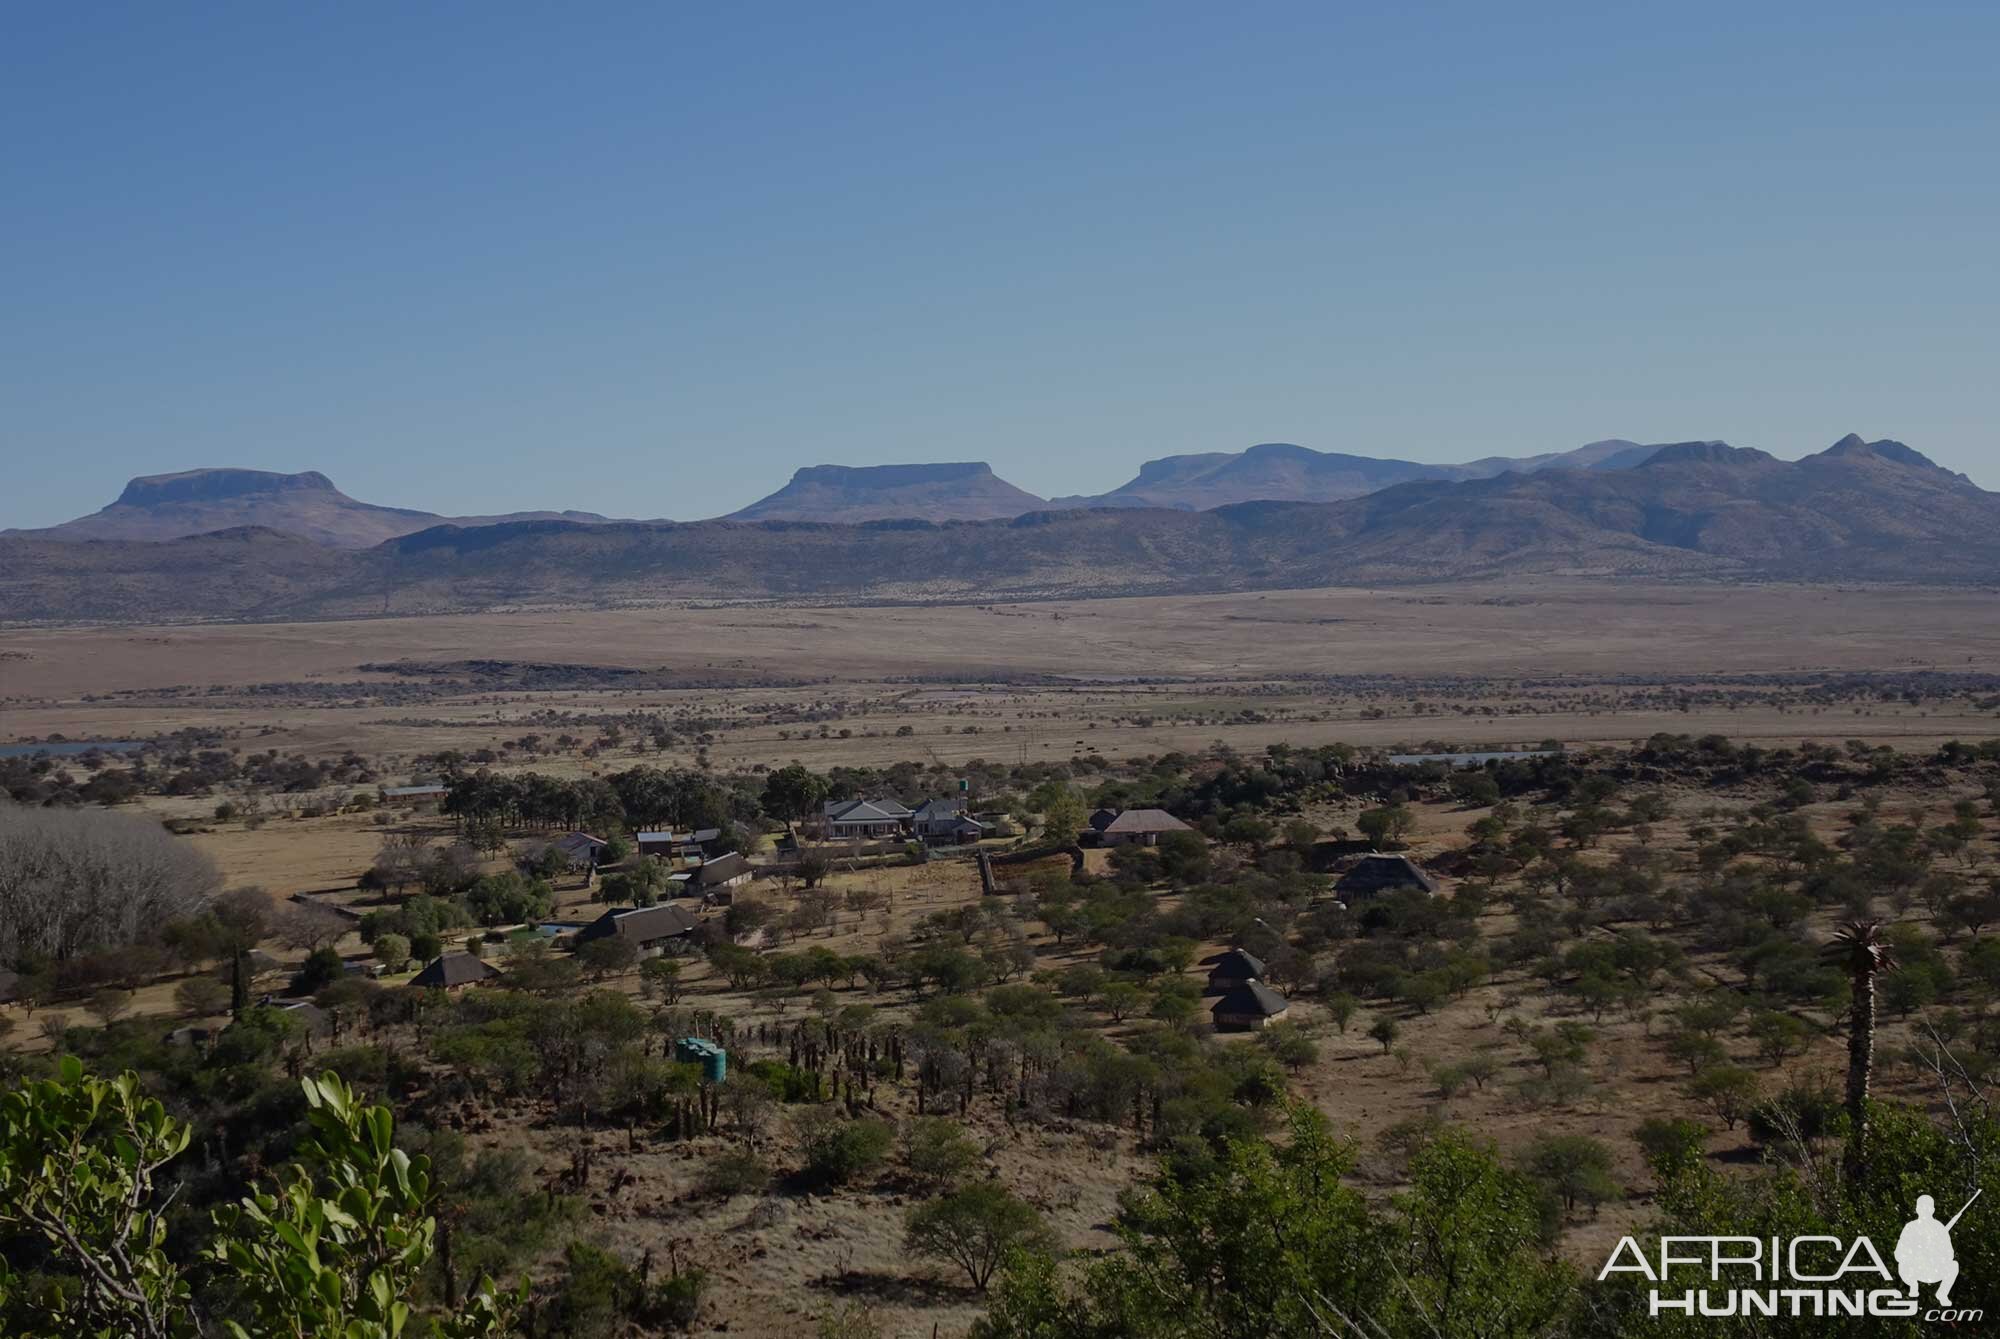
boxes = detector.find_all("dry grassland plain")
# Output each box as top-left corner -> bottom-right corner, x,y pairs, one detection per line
6,582 -> 2000,775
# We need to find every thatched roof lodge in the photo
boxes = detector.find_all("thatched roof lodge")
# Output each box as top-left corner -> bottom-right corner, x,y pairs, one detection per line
1203,947 -> 1266,991
1211,981 -> 1290,1031
409,952 -> 500,991
1334,853 -> 1438,901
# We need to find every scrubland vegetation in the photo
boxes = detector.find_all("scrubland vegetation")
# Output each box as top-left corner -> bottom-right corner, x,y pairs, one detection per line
8,690 -> 2000,1334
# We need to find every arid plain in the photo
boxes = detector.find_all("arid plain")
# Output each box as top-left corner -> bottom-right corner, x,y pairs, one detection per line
8,581 -> 2000,771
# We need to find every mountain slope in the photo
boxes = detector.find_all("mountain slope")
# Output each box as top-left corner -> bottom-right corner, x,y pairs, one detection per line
3,437 -> 1992,624
14,468 -> 614,548
726,462 -> 1048,522
1063,439 -> 1669,510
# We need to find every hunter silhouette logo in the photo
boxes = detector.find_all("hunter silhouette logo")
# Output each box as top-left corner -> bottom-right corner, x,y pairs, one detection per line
1896,1190 -> 1979,1307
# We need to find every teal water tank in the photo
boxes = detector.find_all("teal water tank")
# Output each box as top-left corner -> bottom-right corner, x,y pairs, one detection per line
675,1037 -> 727,1083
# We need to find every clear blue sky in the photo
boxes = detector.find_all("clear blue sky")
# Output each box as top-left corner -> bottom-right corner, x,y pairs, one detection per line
5,1 -> 1997,527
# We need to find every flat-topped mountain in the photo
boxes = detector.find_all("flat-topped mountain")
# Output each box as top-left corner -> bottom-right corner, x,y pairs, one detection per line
4,435 -> 1993,624
726,462 -> 1049,523
15,468 -> 614,548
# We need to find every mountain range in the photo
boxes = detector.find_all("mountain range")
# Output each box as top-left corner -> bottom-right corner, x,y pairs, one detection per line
13,439 -> 1677,545
3,435 -> 1995,624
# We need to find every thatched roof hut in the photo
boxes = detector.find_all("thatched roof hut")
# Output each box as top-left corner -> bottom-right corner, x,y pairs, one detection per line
409,952 -> 500,991
1211,981 -> 1290,1031
1203,947 -> 1266,990
1334,853 -> 1438,901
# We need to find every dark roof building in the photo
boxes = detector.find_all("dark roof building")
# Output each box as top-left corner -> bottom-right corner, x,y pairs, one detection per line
1334,853 -> 1439,900
409,953 -> 500,990
0,969 -> 19,1003
576,903 -> 700,948
1210,981 -> 1290,1030
1204,947 -> 1266,989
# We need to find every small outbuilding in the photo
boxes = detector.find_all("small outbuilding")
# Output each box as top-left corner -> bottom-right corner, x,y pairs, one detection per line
552,831 -> 610,872
1334,853 -> 1438,901
0,969 -> 19,1004
690,852 -> 752,901
1210,981 -> 1290,1031
381,783 -> 450,803
409,952 -> 501,991
1203,947 -> 1266,992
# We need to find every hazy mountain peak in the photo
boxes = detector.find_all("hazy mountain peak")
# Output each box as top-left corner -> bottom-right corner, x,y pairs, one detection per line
1639,440 -> 1771,468
728,460 -> 1048,523
1816,434 -> 1945,471
787,461 -> 998,487
114,467 -> 341,507
24,468 -> 613,549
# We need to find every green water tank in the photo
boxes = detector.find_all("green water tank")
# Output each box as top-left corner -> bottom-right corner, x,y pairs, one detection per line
674,1037 -> 727,1083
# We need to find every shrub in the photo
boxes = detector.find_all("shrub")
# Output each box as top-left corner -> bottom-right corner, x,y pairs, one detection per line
904,1116 -> 980,1189
641,1270 -> 707,1332
696,1149 -> 770,1199
289,947 -> 345,996
795,1109 -> 893,1186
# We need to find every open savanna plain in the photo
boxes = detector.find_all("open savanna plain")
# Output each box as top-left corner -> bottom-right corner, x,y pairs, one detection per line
8,579 -> 2000,1337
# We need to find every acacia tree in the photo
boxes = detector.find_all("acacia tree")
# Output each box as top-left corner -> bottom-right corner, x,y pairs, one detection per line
905,1183 -> 1052,1291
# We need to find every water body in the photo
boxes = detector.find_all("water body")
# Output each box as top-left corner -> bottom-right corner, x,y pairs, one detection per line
0,740 -> 145,759
1388,749 -> 1560,768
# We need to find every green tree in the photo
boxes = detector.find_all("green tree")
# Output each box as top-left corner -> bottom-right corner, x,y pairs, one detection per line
1521,1133 -> 1619,1215
1357,804 -> 1415,849
1039,785 -> 1088,847
762,765 -> 830,835
978,1106 -> 1574,1338
904,1116 -> 981,1190
1687,1063 -> 1761,1130
905,1183 -> 1053,1292
373,932 -> 412,972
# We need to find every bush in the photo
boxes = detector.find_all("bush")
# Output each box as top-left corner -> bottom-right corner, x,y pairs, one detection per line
795,1109 -> 893,1186
1635,1117 -> 1709,1176
903,1116 -> 980,1189
289,947 -> 345,996
696,1149 -> 771,1199
641,1270 -> 707,1333
173,975 -> 230,1018
372,933 -> 411,972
